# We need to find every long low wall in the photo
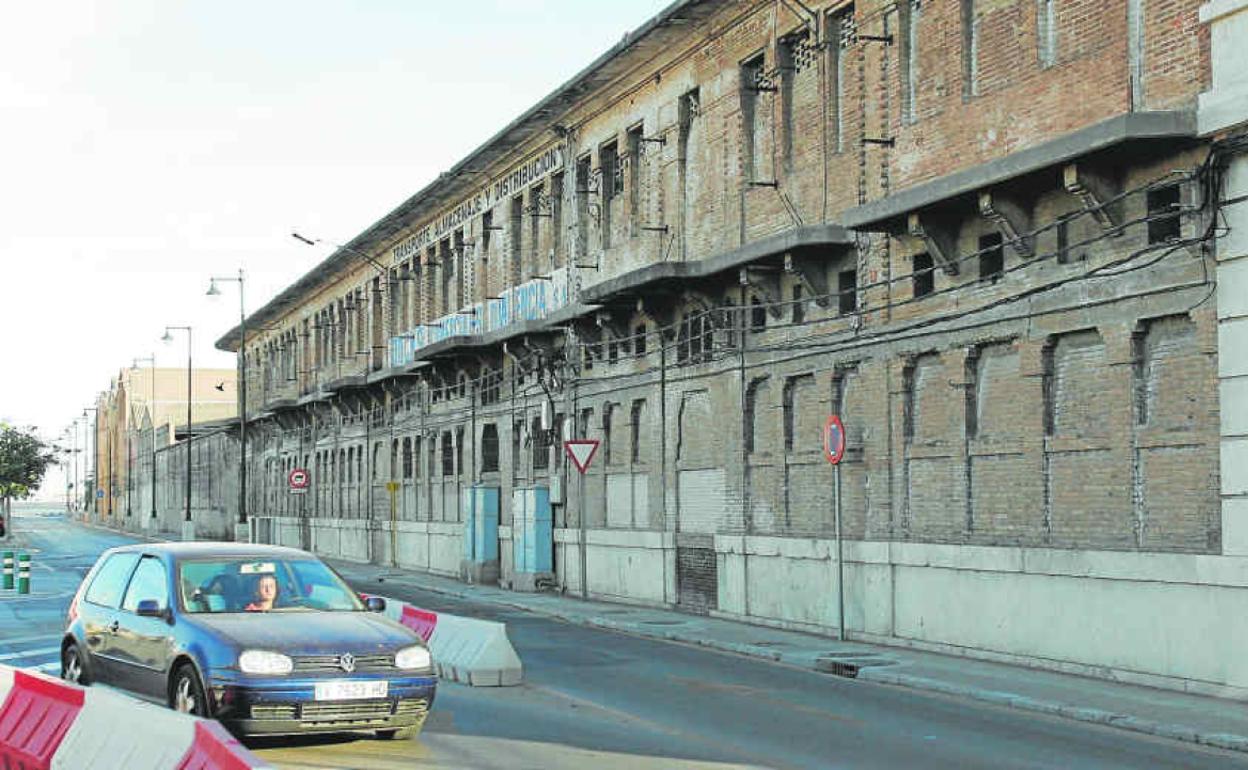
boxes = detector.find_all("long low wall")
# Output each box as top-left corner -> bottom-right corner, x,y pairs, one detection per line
245,514 -> 1248,698
715,536 -> 1248,698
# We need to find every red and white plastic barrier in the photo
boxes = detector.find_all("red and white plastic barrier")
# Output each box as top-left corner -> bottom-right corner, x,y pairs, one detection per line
364,594 -> 522,687
0,665 -> 271,770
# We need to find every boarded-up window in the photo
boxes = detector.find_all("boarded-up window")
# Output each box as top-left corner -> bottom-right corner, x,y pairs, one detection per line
1135,316 -> 1200,430
1046,330 -> 1110,439
905,354 -> 944,443
970,341 -> 1020,441
630,399 -> 647,464
744,377 -> 771,455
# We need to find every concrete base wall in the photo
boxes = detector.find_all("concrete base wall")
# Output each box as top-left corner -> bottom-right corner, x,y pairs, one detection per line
583,529 -> 674,606
253,515 -> 464,577
712,536 -> 1248,698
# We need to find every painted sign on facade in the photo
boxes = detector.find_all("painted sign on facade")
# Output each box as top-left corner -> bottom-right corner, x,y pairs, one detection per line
391,145 -> 565,263
389,268 -> 570,367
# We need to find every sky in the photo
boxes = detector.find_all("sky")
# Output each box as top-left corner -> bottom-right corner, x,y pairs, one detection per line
0,0 -> 673,498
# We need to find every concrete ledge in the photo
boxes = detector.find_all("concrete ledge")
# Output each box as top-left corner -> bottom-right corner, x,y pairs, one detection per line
843,111 -> 1198,230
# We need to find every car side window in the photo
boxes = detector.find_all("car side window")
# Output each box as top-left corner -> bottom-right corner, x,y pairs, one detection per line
84,553 -> 141,609
121,556 -> 169,613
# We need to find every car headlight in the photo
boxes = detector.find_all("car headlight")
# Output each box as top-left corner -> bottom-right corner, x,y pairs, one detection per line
238,650 -> 294,675
394,645 -> 431,670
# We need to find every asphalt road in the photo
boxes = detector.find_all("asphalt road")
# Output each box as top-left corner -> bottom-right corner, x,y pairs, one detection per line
3,509 -> 1247,769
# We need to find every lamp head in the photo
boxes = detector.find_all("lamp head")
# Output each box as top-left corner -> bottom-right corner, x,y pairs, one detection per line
161,330 -> 173,344
206,279 -> 222,298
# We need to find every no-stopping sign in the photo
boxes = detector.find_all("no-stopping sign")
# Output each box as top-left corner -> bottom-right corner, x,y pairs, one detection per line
288,468 -> 310,491
823,416 -> 846,465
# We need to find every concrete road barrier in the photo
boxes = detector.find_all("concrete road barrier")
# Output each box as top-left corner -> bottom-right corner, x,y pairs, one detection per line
0,665 -> 272,769
427,613 -> 523,687
400,605 -> 439,643
366,594 -> 522,687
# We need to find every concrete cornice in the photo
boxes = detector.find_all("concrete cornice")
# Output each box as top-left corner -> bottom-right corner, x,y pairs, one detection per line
1200,0 -> 1248,24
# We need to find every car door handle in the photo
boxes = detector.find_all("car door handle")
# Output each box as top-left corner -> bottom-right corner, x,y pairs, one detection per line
108,620 -> 120,633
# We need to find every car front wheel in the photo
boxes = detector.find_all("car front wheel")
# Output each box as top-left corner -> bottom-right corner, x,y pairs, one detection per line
61,644 -> 90,686
170,665 -> 208,717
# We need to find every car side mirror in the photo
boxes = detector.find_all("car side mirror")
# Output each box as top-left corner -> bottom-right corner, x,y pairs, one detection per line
136,599 -> 166,619
364,596 -> 386,613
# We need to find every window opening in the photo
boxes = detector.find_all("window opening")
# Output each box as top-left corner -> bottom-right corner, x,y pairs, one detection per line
1147,184 -> 1182,244
912,252 -> 934,298
481,424 -> 499,473
979,233 -> 1004,282
838,270 -> 858,315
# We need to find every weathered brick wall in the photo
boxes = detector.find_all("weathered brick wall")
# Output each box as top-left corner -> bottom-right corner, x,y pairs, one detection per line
177,0 -> 1222,574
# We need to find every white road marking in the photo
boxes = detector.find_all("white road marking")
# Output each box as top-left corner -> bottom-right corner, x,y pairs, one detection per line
0,645 -> 61,662
0,633 -> 62,647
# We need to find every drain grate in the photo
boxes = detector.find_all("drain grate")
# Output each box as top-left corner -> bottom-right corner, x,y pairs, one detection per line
814,653 -> 896,678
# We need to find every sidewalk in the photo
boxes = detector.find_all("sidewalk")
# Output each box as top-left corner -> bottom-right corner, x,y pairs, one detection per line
332,561 -> 1248,756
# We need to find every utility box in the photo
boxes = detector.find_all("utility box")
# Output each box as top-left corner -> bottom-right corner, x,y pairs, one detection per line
512,486 -> 553,591
461,486 -> 500,584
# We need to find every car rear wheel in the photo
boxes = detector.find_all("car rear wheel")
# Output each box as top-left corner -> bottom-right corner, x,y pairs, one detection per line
170,665 -> 208,717
377,725 -> 421,741
61,644 -> 90,686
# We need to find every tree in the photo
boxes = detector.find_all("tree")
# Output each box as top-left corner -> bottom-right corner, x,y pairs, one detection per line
0,424 -> 59,539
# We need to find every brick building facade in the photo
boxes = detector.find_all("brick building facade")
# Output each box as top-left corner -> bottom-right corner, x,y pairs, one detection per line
113,0 -> 1248,695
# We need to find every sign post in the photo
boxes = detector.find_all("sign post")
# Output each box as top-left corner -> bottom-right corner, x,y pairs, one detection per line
824,415 -> 847,641
564,437 -> 600,599
386,481 -> 400,567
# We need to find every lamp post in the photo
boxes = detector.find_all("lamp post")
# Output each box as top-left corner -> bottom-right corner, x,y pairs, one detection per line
73,418 -> 83,515
162,326 -> 194,534
82,407 -> 98,518
208,270 -> 249,537
61,427 -> 73,514
131,355 -> 158,523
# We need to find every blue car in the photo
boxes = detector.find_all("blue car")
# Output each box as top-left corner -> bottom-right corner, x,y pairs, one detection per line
61,542 -> 436,740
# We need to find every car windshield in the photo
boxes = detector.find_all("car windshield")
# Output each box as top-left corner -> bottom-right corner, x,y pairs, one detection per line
178,557 -> 364,614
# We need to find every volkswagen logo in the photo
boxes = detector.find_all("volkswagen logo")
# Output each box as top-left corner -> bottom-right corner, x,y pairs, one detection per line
338,653 -> 356,673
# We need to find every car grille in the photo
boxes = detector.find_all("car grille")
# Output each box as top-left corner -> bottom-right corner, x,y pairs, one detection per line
250,704 -> 298,720
291,653 -> 394,673
250,698 -> 429,723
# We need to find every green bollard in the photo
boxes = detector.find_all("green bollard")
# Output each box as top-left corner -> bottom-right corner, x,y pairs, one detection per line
2,551 -> 12,590
17,553 -> 30,595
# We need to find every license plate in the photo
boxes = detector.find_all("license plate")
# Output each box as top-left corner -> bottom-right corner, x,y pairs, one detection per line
313,680 -> 388,701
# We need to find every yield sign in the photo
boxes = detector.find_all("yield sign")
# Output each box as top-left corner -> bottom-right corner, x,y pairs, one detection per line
563,440 -> 600,474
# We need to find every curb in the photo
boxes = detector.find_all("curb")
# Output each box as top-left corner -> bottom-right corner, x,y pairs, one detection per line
393,578 -> 1248,756
855,669 -> 1248,754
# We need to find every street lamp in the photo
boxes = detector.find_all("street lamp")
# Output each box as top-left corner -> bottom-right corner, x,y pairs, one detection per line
162,325 -> 194,530
207,269 -> 249,534
131,354 -> 158,522
82,406 -> 98,517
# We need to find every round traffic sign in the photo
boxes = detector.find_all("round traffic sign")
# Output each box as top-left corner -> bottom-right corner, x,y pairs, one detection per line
288,468 -> 310,490
823,415 -> 846,465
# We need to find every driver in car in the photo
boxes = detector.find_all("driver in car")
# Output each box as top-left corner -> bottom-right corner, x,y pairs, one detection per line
245,574 -> 279,612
